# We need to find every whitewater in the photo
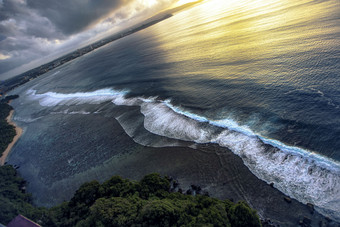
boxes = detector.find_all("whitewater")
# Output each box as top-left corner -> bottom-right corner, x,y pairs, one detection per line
27,88 -> 340,220
5,0 -> 340,224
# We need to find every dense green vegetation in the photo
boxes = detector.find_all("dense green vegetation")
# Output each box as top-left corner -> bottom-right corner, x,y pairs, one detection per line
0,165 -> 47,224
0,101 -> 16,157
0,98 -> 261,226
0,95 -> 19,104
0,167 -> 261,227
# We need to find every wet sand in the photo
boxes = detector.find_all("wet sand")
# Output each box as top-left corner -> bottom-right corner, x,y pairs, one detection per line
0,110 -> 23,166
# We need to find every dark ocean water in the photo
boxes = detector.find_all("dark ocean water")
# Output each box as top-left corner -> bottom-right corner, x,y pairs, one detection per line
7,0 -> 340,221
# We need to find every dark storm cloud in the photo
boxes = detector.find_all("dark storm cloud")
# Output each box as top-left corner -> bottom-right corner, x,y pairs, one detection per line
0,0 -> 134,78
26,0 -> 131,35
0,0 -> 176,79
0,0 -> 64,40
0,0 -> 24,21
0,34 -> 6,42
0,0 -> 130,40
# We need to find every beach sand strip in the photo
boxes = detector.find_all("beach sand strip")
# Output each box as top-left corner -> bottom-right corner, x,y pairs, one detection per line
0,110 -> 23,166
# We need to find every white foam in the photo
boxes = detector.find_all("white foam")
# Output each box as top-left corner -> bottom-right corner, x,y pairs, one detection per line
14,116 -> 44,123
28,88 -> 340,220
149,102 -> 340,220
50,110 -> 91,115
164,100 -> 257,137
141,102 -> 213,143
27,88 -> 129,106
116,94 -> 340,221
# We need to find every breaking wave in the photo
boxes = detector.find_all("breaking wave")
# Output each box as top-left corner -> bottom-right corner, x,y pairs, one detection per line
27,88 -> 340,220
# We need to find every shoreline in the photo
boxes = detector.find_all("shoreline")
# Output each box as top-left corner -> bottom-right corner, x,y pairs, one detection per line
9,112 -> 336,226
0,110 -> 23,166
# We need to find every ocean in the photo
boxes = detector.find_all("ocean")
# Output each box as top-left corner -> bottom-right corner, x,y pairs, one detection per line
7,0 -> 340,223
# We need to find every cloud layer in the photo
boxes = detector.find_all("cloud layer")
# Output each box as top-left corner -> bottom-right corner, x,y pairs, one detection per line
0,0 -> 175,80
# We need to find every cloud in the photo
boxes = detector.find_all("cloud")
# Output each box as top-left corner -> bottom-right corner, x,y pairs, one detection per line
25,0 -> 131,35
0,0 -> 177,80
0,53 -> 10,60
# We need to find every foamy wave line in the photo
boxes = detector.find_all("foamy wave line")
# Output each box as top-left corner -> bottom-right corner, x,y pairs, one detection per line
164,100 -> 340,171
50,110 -> 91,115
142,99 -> 340,220
28,88 -> 340,220
27,88 -> 129,106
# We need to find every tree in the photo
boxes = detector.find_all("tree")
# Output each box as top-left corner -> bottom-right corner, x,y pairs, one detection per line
139,199 -> 180,226
229,201 -> 261,227
70,180 -> 101,206
89,197 -> 141,227
139,173 -> 170,199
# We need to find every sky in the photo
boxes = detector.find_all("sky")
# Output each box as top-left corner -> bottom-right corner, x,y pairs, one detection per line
0,0 -> 179,80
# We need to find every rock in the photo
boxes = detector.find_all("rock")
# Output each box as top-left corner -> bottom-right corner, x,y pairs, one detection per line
307,203 -> 314,214
284,196 -> 292,203
318,220 -> 324,227
298,217 -> 312,227
261,218 -> 277,227
325,216 -> 332,222
191,184 -> 198,191
170,179 -> 179,192
303,217 -> 312,226
270,182 -> 274,188
203,191 -> 210,197
20,186 -> 26,193
303,217 -> 311,224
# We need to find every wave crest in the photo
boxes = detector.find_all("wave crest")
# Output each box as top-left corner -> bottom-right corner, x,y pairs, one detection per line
28,88 -> 340,220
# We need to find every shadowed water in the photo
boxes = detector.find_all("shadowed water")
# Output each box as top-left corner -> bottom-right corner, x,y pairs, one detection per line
7,0 -> 340,223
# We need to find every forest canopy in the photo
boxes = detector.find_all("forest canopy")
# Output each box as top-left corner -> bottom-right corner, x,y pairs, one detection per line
0,168 -> 261,227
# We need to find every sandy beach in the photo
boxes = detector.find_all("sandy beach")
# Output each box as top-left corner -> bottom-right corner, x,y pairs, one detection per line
0,110 -> 23,166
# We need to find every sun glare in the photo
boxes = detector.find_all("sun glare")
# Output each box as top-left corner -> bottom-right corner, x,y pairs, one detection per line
138,0 -> 158,7
173,0 -> 201,7
0,53 -> 11,60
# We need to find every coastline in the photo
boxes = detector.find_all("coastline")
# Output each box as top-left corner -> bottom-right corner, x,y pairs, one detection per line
9,112 -> 336,226
0,110 -> 23,166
